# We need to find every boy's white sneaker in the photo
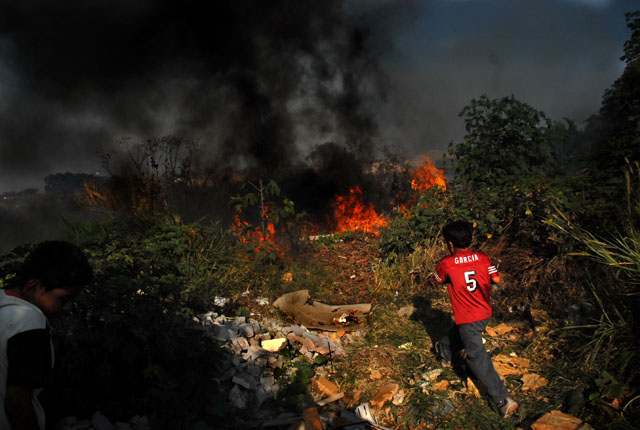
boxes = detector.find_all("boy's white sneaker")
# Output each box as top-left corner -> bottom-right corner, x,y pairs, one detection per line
498,397 -> 518,418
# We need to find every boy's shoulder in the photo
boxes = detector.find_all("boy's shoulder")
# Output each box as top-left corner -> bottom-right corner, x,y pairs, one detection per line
438,249 -> 491,266
0,290 -> 47,337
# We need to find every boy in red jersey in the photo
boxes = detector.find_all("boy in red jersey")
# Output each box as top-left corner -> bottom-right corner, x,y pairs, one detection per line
433,221 -> 518,418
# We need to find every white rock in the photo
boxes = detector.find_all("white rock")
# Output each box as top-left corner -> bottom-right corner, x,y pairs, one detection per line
232,374 -> 253,390
261,338 -> 287,352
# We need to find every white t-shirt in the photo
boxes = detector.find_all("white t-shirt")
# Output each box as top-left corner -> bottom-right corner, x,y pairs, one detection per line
0,290 -> 52,430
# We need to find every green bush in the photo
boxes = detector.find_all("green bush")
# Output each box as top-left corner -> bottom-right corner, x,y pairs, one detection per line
1,218 -> 247,428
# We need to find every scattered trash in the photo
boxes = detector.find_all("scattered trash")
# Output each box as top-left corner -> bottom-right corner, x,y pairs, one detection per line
370,369 -> 383,380
530,410 -> 585,430
421,368 -> 443,382
312,376 -> 341,397
396,305 -> 415,318
486,322 -> 515,337
522,373 -> 549,391
432,380 -> 450,391
255,297 -> 270,306
492,353 -> 530,377
282,272 -> 293,282
397,342 -> 412,350
392,389 -> 406,405
273,290 -> 371,331
370,383 -> 399,409
355,403 -> 378,424
214,296 -> 229,307
564,302 -> 595,325
317,392 -> 345,406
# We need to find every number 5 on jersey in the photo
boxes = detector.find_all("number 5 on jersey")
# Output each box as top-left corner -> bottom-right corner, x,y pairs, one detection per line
464,270 -> 477,292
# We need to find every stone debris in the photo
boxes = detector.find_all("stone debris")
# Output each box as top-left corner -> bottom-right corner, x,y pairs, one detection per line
58,307 -> 356,429
530,411 -> 584,430
261,337 -> 287,352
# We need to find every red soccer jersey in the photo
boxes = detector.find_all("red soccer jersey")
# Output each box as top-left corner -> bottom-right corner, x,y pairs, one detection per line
434,249 -> 498,324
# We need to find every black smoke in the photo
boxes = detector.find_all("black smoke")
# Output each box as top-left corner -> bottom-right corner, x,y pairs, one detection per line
0,0 -> 387,190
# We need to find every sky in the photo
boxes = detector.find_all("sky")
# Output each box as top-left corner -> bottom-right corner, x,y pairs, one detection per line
0,0 -> 636,193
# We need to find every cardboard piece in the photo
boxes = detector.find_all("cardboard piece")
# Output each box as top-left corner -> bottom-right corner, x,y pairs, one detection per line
273,289 -> 371,331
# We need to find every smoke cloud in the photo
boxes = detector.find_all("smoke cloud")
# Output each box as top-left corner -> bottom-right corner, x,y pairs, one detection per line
0,0 -> 387,191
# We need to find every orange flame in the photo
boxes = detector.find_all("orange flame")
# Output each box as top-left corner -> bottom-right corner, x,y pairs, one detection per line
410,155 -> 446,193
331,186 -> 388,236
231,204 -> 283,257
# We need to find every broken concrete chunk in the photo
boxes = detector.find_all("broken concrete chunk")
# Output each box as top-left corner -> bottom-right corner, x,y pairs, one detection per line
531,411 -> 583,430
273,290 -> 371,331
232,373 -> 253,390
232,337 -> 250,351
261,338 -> 287,352
228,385 -> 247,409
211,325 -> 230,342
238,323 -> 254,338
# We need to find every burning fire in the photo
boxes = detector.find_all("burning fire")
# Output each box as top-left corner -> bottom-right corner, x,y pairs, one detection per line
231,204 -> 283,257
331,186 -> 388,236
410,155 -> 446,192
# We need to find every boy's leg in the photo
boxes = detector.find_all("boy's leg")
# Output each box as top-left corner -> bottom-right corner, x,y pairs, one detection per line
458,319 -> 509,405
438,324 -> 463,363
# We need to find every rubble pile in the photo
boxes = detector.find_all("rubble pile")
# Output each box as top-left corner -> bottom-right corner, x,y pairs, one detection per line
57,308 -> 353,429
197,311 -> 345,411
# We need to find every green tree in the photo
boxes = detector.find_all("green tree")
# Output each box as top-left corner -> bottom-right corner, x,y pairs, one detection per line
448,94 -> 556,186
589,11 -> 640,171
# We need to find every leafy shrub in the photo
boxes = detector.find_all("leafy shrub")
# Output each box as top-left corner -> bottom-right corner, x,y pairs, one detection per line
1,218 -> 248,428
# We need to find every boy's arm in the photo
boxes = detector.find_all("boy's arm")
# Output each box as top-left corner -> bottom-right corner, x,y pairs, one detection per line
433,260 -> 448,284
488,263 -> 500,284
5,385 -> 39,430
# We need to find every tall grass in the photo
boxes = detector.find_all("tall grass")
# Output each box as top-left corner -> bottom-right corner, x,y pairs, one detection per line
544,161 -> 640,370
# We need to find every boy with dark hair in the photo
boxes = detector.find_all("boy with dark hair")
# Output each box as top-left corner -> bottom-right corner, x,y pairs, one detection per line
433,221 -> 518,418
1,241 -> 93,430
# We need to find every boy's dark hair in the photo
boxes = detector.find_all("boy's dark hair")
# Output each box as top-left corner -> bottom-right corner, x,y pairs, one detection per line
17,241 -> 93,291
442,221 -> 473,249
